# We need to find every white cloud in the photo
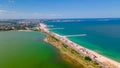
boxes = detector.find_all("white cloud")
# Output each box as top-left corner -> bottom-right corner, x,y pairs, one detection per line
0,10 -> 16,14
8,0 -> 15,3
0,10 -> 7,14
0,10 -> 4,12
0,10 -> 63,19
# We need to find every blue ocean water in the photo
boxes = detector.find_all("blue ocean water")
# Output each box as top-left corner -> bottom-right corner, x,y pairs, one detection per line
45,18 -> 120,62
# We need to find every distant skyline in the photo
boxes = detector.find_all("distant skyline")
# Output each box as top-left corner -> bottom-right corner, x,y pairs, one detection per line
0,0 -> 120,19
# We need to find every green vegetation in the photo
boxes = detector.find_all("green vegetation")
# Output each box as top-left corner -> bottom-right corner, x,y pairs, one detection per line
84,56 -> 92,61
44,35 -> 101,68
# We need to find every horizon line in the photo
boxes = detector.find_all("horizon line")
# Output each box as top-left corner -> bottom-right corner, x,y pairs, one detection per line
0,17 -> 120,20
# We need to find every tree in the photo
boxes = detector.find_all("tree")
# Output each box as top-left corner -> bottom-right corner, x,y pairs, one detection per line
84,56 -> 92,61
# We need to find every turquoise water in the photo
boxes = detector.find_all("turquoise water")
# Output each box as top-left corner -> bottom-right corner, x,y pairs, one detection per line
45,19 -> 120,62
0,31 -> 79,68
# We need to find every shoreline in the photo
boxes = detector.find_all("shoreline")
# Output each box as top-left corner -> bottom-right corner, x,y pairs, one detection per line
39,23 -> 120,68
44,35 -> 100,68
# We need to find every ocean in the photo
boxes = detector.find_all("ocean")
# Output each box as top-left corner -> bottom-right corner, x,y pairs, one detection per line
45,18 -> 120,62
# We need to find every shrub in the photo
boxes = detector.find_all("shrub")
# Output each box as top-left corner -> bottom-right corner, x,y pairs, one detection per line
84,56 -> 92,61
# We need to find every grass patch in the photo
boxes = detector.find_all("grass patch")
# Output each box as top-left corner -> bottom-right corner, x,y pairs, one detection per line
61,45 -> 67,52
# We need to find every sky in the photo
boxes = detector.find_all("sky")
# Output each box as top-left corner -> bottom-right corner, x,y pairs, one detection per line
0,0 -> 120,19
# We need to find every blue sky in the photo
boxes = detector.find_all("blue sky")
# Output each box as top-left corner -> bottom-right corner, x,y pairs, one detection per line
0,0 -> 120,19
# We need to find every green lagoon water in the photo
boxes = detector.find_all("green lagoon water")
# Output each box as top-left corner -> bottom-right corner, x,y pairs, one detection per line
46,18 -> 120,62
0,31 -> 78,68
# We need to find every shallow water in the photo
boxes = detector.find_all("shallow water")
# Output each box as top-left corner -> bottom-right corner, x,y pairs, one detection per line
0,31 -> 78,68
